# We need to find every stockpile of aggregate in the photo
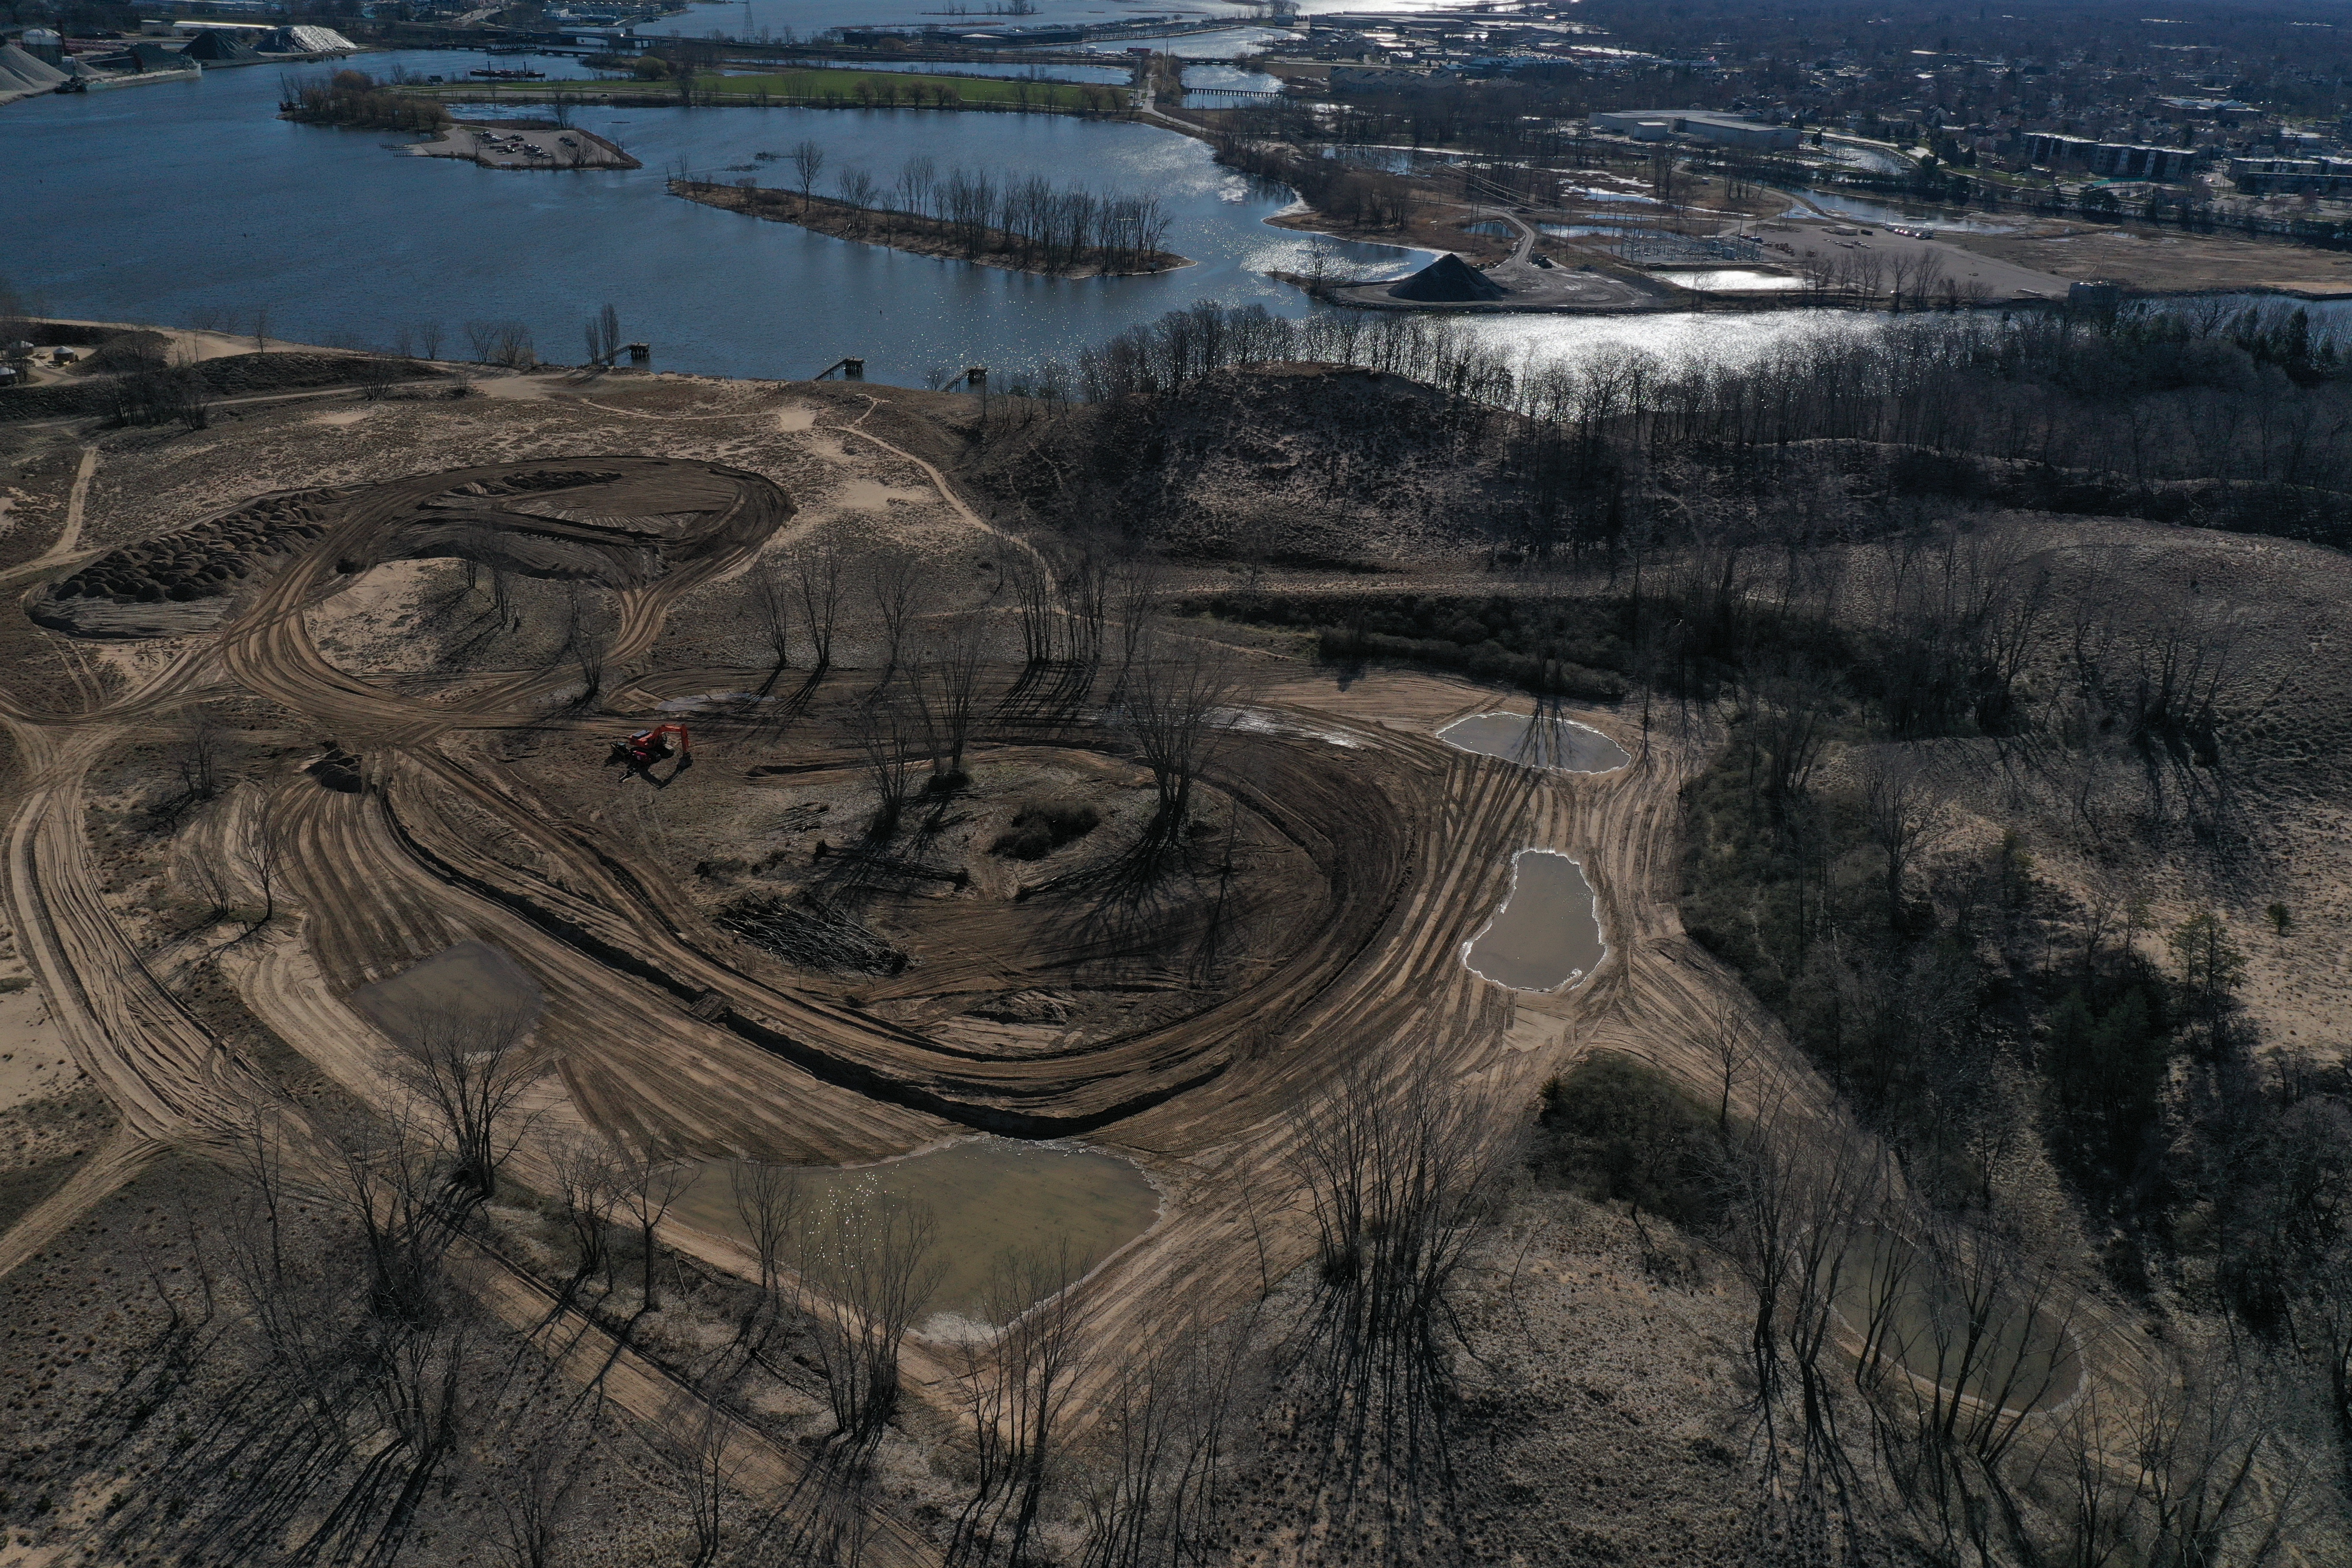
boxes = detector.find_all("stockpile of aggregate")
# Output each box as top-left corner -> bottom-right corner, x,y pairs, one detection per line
1386,252 -> 1509,302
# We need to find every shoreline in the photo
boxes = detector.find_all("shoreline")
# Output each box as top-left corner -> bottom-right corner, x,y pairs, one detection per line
667,178 -> 1191,279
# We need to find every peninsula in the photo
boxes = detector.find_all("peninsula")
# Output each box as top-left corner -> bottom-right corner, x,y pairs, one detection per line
668,176 -> 1188,278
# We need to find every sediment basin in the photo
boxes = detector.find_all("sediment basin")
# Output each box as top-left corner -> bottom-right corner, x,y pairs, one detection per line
674,1135 -> 1162,1324
1438,711 -> 1629,773
1462,848 -> 1605,992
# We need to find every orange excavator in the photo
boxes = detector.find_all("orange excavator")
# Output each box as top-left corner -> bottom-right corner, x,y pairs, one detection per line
609,722 -> 692,775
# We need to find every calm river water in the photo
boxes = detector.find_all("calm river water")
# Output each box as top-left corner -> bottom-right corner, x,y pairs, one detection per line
1,47 -> 1912,385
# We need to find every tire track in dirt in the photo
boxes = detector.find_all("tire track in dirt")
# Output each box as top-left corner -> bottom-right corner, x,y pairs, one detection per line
0,435 -> 1845,1546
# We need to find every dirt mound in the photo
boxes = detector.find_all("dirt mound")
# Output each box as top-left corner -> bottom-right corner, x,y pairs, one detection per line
0,352 -> 441,423
29,458 -> 790,641
30,487 -> 346,637
966,361 -> 1539,564
1386,252 -> 1510,303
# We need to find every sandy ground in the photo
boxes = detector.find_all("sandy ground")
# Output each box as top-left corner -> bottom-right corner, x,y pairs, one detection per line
417,120 -> 641,171
1762,213 -> 2079,299
1953,218 -> 2352,296
0,987 -> 71,1112
0,373 -> 1804,1559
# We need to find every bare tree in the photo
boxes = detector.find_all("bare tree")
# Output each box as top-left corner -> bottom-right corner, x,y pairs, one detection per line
1007,554 -> 1056,669
802,1187 -> 943,1456
104,1102 -> 494,1566
1118,633 -> 1248,867
1077,1306 -> 1259,1568
232,781 -> 288,933
1281,1057 -> 1505,1555
949,1243 -> 1092,1567
169,700 -> 225,815
379,995 -> 549,1204
908,609 -> 989,793
1859,750 -> 1935,926
849,692 -> 922,842
836,166 -> 881,229
793,545 -> 843,673
1691,995 -> 1758,1137
729,1158 -> 805,1342
550,1130 -> 625,1298
866,546 -> 927,692
1106,556 -> 1154,704
747,556 -> 794,694
493,1419 -> 587,1568
564,584 -> 609,710
790,138 -> 827,206
675,1391 -> 740,1568
896,153 -> 938,217
1057,543 -> 1108,679
614,1146 -> 694,1313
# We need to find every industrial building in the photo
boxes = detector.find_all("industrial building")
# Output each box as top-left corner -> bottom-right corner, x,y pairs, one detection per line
1588,110 -> 1800,150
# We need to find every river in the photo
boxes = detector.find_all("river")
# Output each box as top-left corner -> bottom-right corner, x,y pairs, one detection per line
0,46 -> 1925,386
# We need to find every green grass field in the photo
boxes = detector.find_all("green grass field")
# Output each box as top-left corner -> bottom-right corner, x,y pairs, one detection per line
695,67 -> 1123,111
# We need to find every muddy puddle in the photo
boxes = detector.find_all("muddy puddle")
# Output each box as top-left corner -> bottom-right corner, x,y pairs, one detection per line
1463,849 -> 1605,992
1438,711 -> 1629,773
346,938 -> 544,1041
673,1136 -> 1162,1327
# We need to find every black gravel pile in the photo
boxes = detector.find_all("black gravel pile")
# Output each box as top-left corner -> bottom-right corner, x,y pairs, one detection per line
1387,252 -> 1509,302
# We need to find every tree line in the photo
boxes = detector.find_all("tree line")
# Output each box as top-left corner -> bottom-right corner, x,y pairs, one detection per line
842,151 -> 1175,273
1020,296 -> 2352,550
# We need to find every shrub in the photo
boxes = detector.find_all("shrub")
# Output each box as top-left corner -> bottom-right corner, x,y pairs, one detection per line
1531,1054 -> 1726,1228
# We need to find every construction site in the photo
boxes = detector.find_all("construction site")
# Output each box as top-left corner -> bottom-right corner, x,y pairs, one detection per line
2,310 -> 2350,1565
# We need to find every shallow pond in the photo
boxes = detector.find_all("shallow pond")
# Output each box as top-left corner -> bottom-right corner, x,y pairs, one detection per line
1462,849 -> 1604,993
346,938 -> 545,1041
1437,711 -> 1630,774
672,1135 -> 1162,1325
1831,1229 -> 2082,1414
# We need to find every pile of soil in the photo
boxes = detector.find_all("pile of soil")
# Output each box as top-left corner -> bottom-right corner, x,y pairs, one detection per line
1386,252 -> 1510,303
38,488 -> 343,612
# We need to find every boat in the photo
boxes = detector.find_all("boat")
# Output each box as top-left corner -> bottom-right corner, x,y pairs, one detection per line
469,67 -> 546,78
